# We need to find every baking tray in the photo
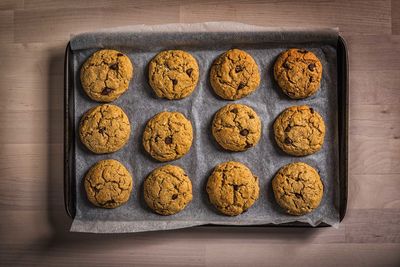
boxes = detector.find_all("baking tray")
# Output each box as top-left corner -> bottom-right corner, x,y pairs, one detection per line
63,34 -> 348,228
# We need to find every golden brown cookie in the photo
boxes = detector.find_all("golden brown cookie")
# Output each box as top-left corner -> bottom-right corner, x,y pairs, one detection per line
142,111 -> 193,162
80,49 -> 133,102
206,161 -> 259,216
79,104 -> 131,154
84,159 -> 133,208
274,48 -> 322,99
272,162 -> 323,215
148,50 -> 199,100
210,49 -> 260,100
273,105 -> 325,156
212,104 -> 261,151
144,165 -> 193,215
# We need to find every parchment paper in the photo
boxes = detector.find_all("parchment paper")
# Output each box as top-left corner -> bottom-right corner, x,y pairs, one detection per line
69,22 -> 340,233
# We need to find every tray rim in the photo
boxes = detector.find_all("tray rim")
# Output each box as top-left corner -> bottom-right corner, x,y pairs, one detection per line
63,34 -> 348,228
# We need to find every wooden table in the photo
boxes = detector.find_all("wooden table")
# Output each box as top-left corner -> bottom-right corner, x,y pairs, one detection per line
1,0 -> 399,266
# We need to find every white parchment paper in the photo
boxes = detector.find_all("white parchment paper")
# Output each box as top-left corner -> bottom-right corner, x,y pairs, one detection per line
69,22 -> 340,233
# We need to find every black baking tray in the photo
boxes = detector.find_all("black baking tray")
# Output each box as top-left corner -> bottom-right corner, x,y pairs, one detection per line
64,35 -> 348,227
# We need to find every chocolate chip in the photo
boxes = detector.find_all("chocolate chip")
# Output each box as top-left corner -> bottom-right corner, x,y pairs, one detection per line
308,63 -> 315,71
283,62 -> 290,69
249,115 -> 254,119
172,194 -> 178,200
298,49 -> 308,53
186,68 -> 193,76
284,126 -> 291,132
230,108 -> 238,114
284,137 -> 293,144
309,76 -> 314,83
310,108 -> 314,114
240,129 -> 249,136
238,82 -> 246,90
98,127 -> 106,134
109,63 -> 118,70
101,87 -> 113,95
233,185 -> 239,191
235,65 -> 244,73
172,79 -> 178,85
104,199 -> 116,206
165,136 -> 173,144
245,143 -> 252,149
117,53 -> 124,57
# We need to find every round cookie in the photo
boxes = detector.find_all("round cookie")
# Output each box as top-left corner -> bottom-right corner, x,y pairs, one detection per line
148,50 -> 199,100
210,49 -> 260,100
144,165 -> 193,215
84,159 -> 133,208
79,104 -> 131,154
273,105 -> 325,156
274,48 -> 322,99
212,104 -> 261,151
272,162 -> 323,215
80,49 -> 133,102
206,161 -> 259,216
142,111 -> 193,162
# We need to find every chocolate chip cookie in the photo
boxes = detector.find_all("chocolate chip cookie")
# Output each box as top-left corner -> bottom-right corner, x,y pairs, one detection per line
212,104 -> 261,151
148,50 -> 199,100
144,165 -> 193,215
210,49 -> 260,100
274,48 -> 322,99
272,162 -> 323,215
80,49 -> 133,102
206,161 -> 259,216
79,104 -> 131,154
273,105 -> 325,156
142,111 -> 193,162
84,159 -> 133,208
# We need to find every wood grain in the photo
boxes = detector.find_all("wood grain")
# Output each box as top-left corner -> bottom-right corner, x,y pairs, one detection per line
180,0 -> 391,34
392,0 -> 400,34
14,7 -> 180,43
0,0 -> 399,266
0,0 -> 23,11
0,11 -> 13,43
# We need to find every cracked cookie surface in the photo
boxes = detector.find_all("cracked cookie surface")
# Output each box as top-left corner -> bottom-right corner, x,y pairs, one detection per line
79,104 -> 131,154
212,104 -> 261,151
80,49 -> 133,102
206,161 -> 259,216
274,105 -> 325,156
148,50 -> 199,100
84,159 -> 133,208
142,111 -> 193,162
144,165 -> 193,215
272,162 -> 323,215
274,48 -> 322,99
210,49 -> 260,100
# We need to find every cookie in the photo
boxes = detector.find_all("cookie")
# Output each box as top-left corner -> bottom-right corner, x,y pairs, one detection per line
80,49 -> 133,102
210,49 -> 260,100
79,104 -> 131,154
272,162 -> 323,215
212,104 -> 261,151
274,48 -> 322,99
273,105 -> 325,156
143,111 -> 193,162
148,50 -> 199,100
144,165 -> 193,215
206,161 -> 259,216
84,159 -> 133,208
